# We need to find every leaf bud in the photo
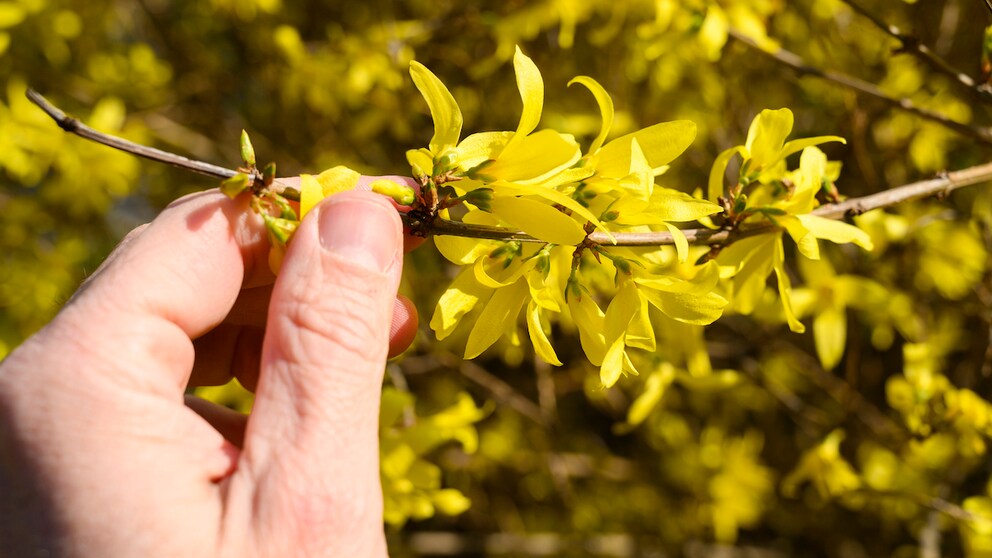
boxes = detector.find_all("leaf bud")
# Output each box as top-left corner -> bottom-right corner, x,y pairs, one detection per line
463,188 -> 494,211
262,162 -> 277,185
240,130 -> 256,167
433,150 -> 458,175
465,159 -> 495,181
262,214 -> 298,245
613,258 -> 632,275
565,275 -> 583,302
219,173 -> 250,199
601,209 -> 620,222
733,194 -> 748,214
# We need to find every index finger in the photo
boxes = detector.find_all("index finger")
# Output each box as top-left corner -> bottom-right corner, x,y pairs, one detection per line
57,190 -> 271,392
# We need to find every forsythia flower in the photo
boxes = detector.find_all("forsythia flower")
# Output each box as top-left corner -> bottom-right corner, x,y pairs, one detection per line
712,108 -> 873,333
414,46 -> 734,386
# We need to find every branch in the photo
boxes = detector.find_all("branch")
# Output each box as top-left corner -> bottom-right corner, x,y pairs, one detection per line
25,89 -> 300,197
839,0 -> 992,103
726,29 -> 992,145
28,88 -> 992,250
853,488 -> 978,524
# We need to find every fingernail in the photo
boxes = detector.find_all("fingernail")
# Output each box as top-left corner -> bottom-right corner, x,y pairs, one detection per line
318,193 -> 400,273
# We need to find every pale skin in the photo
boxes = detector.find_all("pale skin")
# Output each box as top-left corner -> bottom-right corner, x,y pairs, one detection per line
0,177 -> 422,557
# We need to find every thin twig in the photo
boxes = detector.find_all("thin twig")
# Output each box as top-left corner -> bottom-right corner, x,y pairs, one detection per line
854,488 -> 979,524
27,89 -> 237,180
441,354 -> 549,426
839,0 -> 992,102
726,29 -> 992,145
25,89 -> 300,197
27,87 -> 992,249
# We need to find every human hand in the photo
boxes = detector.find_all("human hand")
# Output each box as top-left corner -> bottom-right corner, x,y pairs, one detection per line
0,177 -> 419,557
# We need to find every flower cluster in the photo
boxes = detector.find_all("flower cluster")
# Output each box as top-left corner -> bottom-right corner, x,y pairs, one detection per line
251,47 -> 874,388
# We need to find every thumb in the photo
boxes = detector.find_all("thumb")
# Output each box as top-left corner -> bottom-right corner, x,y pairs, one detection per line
231,190 -> 400,556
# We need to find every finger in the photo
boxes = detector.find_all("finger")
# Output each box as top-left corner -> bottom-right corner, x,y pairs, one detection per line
389,295 -> 419,357
51,191 -> 270,394
190,324 -> 265,390
230,190 -> 398,556
188,294 -> 417,389
356,175 -> 428,252
281,174 -> 426,252
184,395 -> 249,450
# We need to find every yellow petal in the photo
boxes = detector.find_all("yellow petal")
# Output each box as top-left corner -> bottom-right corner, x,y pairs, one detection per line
597,120 -> 696,178
814,304 -> 847,370
434,210 -> 501,265
299,173 -> 322,219
777,136 -> 846,166
781,215 -> 820,260
485,129 -> 581,183
744,108 -> 794,171
496,180 -> 611,242
633,260 -> 720,294
621,137 -> 654,200
780,146 -> 827,213
797,214 -> 874,251
488,196 -> 587,245
465,279 -> 529,359
600,283 -> 640,386
526,264 -> 561,312
410,60 -> 463,154
527,300 -> 563,366
625,293 -> 656,351
717,234 -> 777,314
406,148 -> 434,178
664,222 -> 689,263
456,131 -> 514,171
505,46 -> 543,151
640,289 -> 727,325
649,188 -> 723,222
568,75 -> 614,154
708,145 -> 744,202
473,256 -> 535,288
430,267 -> 492,340
315,165 -> 361,196
625,364 -> 675,426
773,236 -> 806,333
568,293 -> 606,365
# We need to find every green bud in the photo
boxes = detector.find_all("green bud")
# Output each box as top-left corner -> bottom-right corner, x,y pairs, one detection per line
535,251 -> 550,274
370,179 -> 416,206
240,130 -> 256,167
220,173 -> 250,199
733,194 -> 748,214
565,274 -> 584,302
465,159 -> 496,181
267,193 -> 298,220
262,162 -> 277,185
464,188 -> 494,211
601,209 -> 620,222
433,150 -> 458,175
262,214 -> 298,245
613,258 -> 632,274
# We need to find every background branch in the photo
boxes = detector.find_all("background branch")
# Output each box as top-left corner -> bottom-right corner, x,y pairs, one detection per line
726,29 -> 992,145
838,0 -> 992,102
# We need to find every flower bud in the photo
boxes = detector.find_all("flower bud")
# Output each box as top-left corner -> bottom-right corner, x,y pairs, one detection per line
370,178 -> 417,206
